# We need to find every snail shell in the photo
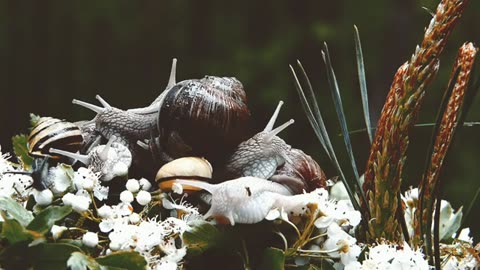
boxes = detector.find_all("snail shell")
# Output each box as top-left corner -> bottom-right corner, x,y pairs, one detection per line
158,75 -> 251,163
223,101 -> 325,194
275,148 -> 327,193
28,117 -> 83,159
155,157 -> 213,192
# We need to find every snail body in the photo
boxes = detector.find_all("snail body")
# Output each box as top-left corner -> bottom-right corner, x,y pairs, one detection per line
50,136 -> 132,181
223,101 -> 326,194
175,177 -> 326,225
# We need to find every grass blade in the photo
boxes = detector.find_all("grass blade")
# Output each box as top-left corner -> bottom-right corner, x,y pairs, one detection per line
354,25 -> 373,144
322,43 -> 368,212
290,66 -> 330,159
290,63 -> 361,212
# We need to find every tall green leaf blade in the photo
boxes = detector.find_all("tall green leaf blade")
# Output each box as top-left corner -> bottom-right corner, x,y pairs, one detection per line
290,63 -> 361,212
354,25 -> 373,144
322,43 -> 367,211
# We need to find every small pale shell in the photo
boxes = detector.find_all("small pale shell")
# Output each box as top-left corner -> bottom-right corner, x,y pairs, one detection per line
156,157 -> 212,191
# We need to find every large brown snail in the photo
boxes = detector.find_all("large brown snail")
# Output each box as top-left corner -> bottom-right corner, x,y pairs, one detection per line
72,59 -> 251,174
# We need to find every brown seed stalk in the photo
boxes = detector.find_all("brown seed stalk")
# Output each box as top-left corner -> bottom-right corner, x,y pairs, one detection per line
362,0 -> 469,242
414,42 -> 478,247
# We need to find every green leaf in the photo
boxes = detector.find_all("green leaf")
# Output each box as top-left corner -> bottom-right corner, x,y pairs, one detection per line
26,205 -> 72,234
30,113 -> 42,128
258,247 -> 285,270
96,251 -> 147,270
0,241 -> 32,269
12,134 -> 34,170
68,251 -> 101,270
353,25 -> 373,144
183,221 -> 223,256
0,196 -> 34,226
31,243 -> 83,270
1,216 -> 32,244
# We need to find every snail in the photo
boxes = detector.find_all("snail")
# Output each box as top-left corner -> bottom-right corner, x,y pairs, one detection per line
73,59 -> 251,171
222,101 -> 326,194
155,157 -> 213,192
155,75 -> 251,164
174,177 -> 325,225
49,136 -> 132,181
28,116 -> 84,159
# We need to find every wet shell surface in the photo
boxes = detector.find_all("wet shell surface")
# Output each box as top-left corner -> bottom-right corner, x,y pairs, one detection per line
156,157 -> 213,191
28,117 -> 83,159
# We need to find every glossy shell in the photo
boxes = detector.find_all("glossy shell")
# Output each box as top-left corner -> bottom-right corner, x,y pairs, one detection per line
156,157 -> 213,191
275,148 -> 327,193
28,117 -> 83,158
158,76 -> 251,162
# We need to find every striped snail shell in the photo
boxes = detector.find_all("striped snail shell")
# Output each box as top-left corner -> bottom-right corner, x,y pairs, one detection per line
50,136 -> 132,181
155,157 -> 213,192
157,75 -> 251,163
28,116 -> 83,159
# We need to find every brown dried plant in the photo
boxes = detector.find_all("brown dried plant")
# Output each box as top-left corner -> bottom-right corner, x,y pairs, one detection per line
362,0 -> 469,242
415,43 -> 478,249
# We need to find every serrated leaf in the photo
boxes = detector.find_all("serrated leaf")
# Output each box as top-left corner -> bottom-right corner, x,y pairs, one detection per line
26,205 -> 72,234
96,251 -> 147,270
30,113 -> 42,128
1,215 -> 32,244
68,251 -> 101,270
31,243 -> 83,270
12,134 -> 34,170
258,247 -> 285,270
183,221 -> 223,256
0,196 -> 34,226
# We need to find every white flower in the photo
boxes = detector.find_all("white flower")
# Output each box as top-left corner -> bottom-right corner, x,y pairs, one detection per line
314,199 -> 361,229
47,165 -> 72,194
129,213 -> 140,224
120,190 -> 134,203
51,225 -> 67,240
93,185 -> 109,201
82,232 -> 99,247
139,178 -> 152,191
154,260 -> 177,270
126,179 -> 140,193
136,190 -> 152,206
438,200 -> 463,241
33,189 -> 53,206
62,192 -> 91,213
97,205 -> 113,219
172,183 -> 183,194
321,223 -> 360,266
457,227 -> 473,244
0,173 -> 32,199
361,242 -> 429,270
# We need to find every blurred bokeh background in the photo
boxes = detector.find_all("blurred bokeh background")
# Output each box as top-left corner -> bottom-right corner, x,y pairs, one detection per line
1,0 -> 479,239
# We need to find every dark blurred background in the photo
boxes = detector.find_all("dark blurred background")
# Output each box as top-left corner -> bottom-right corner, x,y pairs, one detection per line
1,0 -> 479,239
